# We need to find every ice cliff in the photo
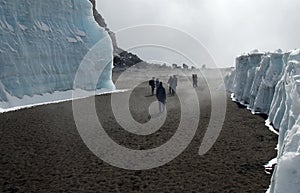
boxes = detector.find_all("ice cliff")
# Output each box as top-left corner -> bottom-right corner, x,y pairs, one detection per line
0,0 -> 115,110
225,49 -> 300,193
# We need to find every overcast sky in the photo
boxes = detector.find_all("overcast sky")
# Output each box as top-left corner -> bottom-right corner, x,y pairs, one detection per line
97,0 -> 300,67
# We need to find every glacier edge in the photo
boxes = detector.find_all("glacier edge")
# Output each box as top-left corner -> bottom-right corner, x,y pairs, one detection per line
0,0 -> 115,111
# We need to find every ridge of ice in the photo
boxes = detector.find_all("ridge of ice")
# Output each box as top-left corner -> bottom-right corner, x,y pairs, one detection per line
225,49 -> 300,193
35,21 -> 50,32
0,0 -> 115,111
67,37 -> 78,43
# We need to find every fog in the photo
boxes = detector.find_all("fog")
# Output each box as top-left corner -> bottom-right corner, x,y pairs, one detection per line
97,0 -> 300,67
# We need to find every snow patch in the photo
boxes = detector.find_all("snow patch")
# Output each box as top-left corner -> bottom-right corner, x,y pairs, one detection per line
17,23 -> 28,31
4,20 -> 14,32
76,30 -> 86,37
0,89 -> 128,113
67,37 -> 78,43
35,21 -> 50,31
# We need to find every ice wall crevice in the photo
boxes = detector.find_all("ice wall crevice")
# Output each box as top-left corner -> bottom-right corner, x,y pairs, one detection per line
0,0 -> 115,109
225,49 -> 300,193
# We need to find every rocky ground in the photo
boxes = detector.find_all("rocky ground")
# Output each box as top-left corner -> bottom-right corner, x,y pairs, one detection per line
0,69 -> 277,192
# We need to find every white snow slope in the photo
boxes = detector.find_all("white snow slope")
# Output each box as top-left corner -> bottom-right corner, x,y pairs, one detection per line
225,49 -> 300,193
0,0 -> 115,111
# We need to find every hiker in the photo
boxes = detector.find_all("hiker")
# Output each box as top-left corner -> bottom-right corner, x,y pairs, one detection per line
192,74 -> 198,88
149,77 -> 156,95
167,76 -> 173,95
155,78 -> 160,93
156,82 -> 166,112
156,78 -> 160,88
170,75 -> 177,96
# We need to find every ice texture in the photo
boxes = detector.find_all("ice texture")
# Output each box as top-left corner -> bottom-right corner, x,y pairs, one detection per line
269,68 -> 300,192
0,0 -> 114,110
243,52 -> 264,105
249,55 -> 270,109
254,51 -> 284,114
232,54 -> 250,103
224,69 -> 235,92
225,49 -> 300,193
229,51 -> 264,105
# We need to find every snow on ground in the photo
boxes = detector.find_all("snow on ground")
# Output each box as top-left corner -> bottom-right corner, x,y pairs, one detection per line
0,88 -> 128,113
225,49 -> 300,193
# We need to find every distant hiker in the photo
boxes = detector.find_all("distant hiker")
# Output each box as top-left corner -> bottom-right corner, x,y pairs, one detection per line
155,78 -> 160,94
149,77 -> 156,95
170,75 -> 178,96
167,76 -> 173,95
192,74 -> 198,88
156,82 -> 166,112
156,78 -> 160,88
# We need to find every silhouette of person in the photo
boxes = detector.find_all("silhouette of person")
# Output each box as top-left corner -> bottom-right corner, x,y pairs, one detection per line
149,77 -> 155,95
156,82 -> 166,112
171,75 -> 177,96
155,78 -> 160,94
167,76 -> 173,95
192,74 -> 198,88
156,78 -> 160,88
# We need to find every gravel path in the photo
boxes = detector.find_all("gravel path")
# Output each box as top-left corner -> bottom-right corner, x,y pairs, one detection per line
0,73 -> 277,193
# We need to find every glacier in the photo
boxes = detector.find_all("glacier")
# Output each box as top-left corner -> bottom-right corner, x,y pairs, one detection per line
0,0 -> 115,111
225,49 -> 300,193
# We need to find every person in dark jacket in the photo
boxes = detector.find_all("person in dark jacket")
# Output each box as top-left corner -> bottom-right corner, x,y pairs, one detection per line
192,74 -> 198,88
167,76 -> 173,95
170,75 -> 177,96
156,82 -> 166,112
155,78 -> 160,89
149,77 -> 155,95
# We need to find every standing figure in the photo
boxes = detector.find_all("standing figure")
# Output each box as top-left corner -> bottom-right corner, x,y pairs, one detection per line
167,76 -> 173,95
156,82 -> 166,112
156,78 -> 160,88
155,78 -> 160,94
149,77 -> 155,95
171,75 -> 178,96
192,74 -> 198,88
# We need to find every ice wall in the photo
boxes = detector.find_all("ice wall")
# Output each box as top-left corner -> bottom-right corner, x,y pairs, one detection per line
232,53 -> 249,102
0,0 -> 115,110
254,50 -> 284,114
224,69 -> 235,93
225,49 -> 300,193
